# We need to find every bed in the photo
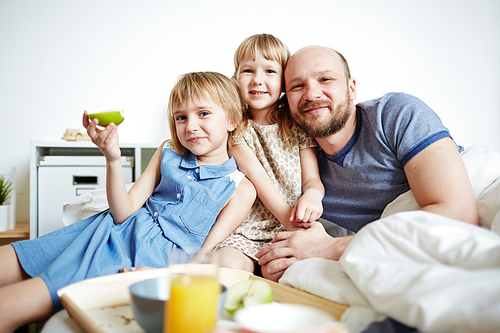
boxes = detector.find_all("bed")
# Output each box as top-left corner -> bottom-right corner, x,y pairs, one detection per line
48,145 -> 500,333
280,145 -> 500,333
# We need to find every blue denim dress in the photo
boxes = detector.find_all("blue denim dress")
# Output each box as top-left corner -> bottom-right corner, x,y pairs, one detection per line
12,146 -> 242,311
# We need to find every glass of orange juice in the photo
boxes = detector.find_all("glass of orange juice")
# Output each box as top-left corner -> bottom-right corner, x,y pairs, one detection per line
164,249 -> 220,333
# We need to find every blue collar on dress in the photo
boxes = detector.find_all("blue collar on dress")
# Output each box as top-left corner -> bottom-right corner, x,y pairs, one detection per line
180,151 -> 237,180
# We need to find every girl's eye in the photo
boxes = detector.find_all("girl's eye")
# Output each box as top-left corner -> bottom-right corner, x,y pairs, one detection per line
242,69 -> 252,74
266,69 -> 277,74
175,115 -> 186,121
199,111 -> 210,117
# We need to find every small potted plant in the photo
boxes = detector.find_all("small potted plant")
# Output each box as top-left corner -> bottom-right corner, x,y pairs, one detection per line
0,175 -> 13,231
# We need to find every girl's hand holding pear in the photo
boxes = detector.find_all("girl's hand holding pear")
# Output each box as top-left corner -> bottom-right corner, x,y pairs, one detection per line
83,110 -> 121,163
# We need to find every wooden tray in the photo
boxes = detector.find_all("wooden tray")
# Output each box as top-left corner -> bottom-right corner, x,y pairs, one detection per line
58,267 -> 348,332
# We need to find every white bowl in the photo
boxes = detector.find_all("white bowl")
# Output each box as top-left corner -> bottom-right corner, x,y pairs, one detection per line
235,303 -> 345,333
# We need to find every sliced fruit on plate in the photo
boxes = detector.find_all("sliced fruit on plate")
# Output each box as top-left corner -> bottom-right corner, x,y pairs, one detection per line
224,279 -> 273,316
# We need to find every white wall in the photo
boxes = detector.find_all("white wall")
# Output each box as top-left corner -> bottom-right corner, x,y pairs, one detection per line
1,0 -> 499,223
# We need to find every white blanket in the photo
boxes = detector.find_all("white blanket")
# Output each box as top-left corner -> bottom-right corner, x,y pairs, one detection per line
280,146 -> 500,333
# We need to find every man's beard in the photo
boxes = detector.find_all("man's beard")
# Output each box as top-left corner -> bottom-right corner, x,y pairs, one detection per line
294,93 -> 352,138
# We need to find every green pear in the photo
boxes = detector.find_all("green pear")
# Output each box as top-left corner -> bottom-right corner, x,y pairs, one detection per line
224,279 -> 273,316
88,110 -> 125,126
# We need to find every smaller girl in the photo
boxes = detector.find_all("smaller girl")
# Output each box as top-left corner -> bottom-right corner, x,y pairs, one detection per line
215,34 -> 324,281
0,71 -> 255,331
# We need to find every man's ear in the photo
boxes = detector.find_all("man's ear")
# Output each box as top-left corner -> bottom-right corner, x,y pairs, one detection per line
349,78 -> 357,101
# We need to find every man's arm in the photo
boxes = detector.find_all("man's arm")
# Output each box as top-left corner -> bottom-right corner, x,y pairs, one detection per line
404,137 -> 479,225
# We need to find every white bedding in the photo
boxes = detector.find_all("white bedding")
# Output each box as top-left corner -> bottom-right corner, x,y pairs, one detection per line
280,146 -> 500,333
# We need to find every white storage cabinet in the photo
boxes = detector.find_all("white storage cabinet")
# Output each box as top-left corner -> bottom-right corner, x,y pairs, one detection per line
30,142 -> 157,238
37,156 -> 133,236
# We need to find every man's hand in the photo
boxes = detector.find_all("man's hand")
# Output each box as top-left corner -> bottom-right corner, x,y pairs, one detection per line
256,222 -> 354,276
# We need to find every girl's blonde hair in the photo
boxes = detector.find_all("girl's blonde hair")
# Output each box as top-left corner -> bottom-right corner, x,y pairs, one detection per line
167,71 -> 244,155
233,33 -> 294,146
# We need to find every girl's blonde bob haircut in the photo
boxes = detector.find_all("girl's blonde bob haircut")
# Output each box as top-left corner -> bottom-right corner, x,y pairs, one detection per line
233,33 -> 294,146
167,71 -> 244,155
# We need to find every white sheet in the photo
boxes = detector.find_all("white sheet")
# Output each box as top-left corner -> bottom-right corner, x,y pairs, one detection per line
283,212 -> 500,333
342,211 -> 500,332
280,146 -> 500,333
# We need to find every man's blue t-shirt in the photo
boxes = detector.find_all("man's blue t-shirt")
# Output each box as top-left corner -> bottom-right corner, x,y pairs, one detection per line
318,93 -> 462,232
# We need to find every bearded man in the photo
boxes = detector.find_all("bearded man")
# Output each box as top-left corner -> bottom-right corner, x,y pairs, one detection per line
256,45 -> 479,279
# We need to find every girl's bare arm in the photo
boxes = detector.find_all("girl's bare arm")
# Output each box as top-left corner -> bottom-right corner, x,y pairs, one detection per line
290,147 -> 324,227
83,111 -> 163,224
230,144 -> 298,230
115,144 -> 162,223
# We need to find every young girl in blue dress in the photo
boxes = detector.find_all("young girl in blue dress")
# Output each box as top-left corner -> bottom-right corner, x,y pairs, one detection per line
0,71 -> 256,331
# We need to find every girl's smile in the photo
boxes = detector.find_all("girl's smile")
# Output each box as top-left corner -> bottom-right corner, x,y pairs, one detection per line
249,90 -> 268,95
187,136 -> 206,143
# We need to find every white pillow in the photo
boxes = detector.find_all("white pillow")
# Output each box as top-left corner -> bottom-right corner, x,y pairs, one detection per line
62,183 -> 134,226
